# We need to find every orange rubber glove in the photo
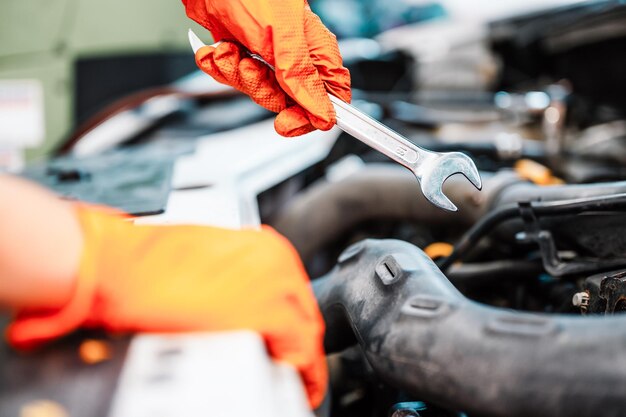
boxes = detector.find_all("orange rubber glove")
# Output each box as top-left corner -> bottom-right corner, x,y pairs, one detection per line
7,205 -> 327,408
182,0 -> 352,137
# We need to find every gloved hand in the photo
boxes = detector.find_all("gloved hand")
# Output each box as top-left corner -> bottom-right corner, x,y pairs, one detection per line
182,0 -> 351,137
7,205 -> 327,408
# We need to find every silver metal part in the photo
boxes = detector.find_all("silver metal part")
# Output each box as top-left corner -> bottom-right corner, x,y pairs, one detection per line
572,291 -> 590,312
329,95 -> 482,211
188,29 -> 482,211
189,29 -> 210,53
108,332 -> 313,417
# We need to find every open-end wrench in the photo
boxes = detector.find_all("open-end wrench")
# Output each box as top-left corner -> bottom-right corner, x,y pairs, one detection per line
188,29 -> 482,211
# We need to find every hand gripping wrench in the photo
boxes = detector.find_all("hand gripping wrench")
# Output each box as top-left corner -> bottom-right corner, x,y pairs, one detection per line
188,29 -> 482,211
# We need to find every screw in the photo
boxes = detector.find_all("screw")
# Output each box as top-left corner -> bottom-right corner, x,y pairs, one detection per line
572,291 -> 590,311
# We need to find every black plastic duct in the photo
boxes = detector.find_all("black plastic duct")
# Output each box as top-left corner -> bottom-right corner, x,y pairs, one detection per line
314,239 -> 626,417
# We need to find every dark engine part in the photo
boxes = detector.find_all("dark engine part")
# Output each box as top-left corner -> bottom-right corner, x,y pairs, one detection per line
583,269 -> 626,314
483,182 -> 626,275
314,239 -> 626,417
0,332 -> 129,417
492,178 -> 626,206
344,48 -> 415,93
441,193 -> 626,276
75,53 -> 197,126
21,143 -> 186,216
489,1 -> 626,119
274,164 -> 626,274
273,164 -> 505,263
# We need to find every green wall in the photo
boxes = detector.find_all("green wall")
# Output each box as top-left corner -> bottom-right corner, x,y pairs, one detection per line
0,0 -> 206,160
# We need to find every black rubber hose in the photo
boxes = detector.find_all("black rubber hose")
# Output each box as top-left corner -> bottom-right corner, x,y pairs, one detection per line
437,205 -> 518,271
492,179 -> 626,207
315,239 -> 626,417
273,166 -> 517,262
446,259 -> 544,286
438,193 -> 626,271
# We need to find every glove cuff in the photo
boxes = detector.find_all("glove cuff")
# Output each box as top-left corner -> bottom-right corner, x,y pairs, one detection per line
6,204 -> 127,350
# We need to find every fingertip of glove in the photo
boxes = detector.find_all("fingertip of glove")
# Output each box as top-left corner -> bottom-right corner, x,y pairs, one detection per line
307,89 -> 338,130
213,41 -> 243,61
302,353 -> 329,410
275,123 -> 316,138
195,42 -> 242,63
326,78 -> 352,104
310,117 -> 335,132
275,107 -> 316,137
309,383 -> 328,410
307,107 -> 336,132
195,42 -> 246,86
194,45 -> 216,63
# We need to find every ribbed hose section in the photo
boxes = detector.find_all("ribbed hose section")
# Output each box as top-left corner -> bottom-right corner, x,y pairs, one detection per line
315,239 -> 626,417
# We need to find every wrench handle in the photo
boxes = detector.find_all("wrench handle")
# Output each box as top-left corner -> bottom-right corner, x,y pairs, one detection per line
329,95 -> 427,169
188,28 -> 482,211
246,48 -> 428,170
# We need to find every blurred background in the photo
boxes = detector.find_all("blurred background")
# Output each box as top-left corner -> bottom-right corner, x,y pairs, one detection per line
0,0 -> 593,163
0,0 -> 206,162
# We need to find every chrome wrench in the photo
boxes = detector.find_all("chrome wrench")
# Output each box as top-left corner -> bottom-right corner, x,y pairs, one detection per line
188,29 -> 482,211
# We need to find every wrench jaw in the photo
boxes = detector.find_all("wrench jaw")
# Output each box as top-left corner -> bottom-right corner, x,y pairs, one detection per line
448,151 -> 482,191
416,152 -> 482,212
